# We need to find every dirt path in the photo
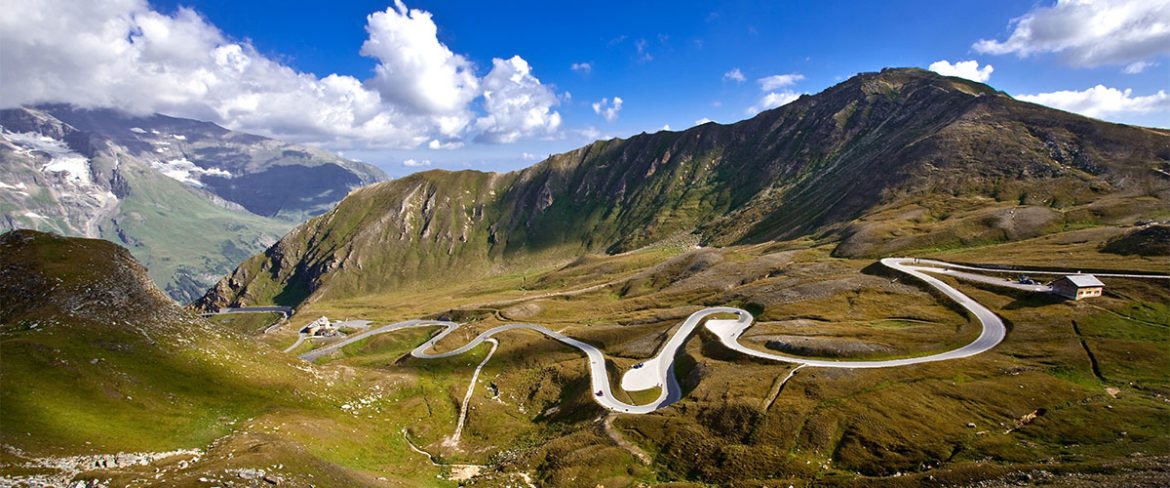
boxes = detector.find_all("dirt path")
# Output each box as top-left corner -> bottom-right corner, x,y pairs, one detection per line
603,415 -> 651,465
473,279 -> 616,310
1089,304 -> 1168,328
401,429 -> 486,482
761,364 -> 805,411
445,338 -> 499,448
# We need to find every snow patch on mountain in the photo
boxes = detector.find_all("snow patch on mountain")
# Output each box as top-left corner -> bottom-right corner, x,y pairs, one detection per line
148,158 -> 232,187
4,130 -> 94,186
42,155 -> 93,185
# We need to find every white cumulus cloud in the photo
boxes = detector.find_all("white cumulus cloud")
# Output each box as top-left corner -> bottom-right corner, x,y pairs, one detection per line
402,159 -> 432,167
361,1 -> 479,120
1016,85 -> 1170,120
571,62 -> 592,73
577,126 -> 602,141
592,97 -> 623,122
973,0 -> 1170,69
747,91 -> 801,115
473,56 -> 562,143
758,73 -> 804,91
723,68 -> 745,82
746,73 -> 804,115
928,60 -> 994,82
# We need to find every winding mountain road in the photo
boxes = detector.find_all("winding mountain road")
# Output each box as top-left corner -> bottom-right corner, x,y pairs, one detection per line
200,306 -> 294,318
295,258 -> 1170,414
910,258 -> 1170,279
299,319 -> 438,361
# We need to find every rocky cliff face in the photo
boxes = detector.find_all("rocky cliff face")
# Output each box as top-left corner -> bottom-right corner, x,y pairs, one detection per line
197,68 -> 1170,310
0,106 -> 387,302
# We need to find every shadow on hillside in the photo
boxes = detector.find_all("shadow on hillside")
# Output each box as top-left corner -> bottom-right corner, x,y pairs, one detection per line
1003,293 -> 1065,310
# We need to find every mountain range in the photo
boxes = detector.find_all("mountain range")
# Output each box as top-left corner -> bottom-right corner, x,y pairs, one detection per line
197,68 -> 1169,310
0,105 -> 385,302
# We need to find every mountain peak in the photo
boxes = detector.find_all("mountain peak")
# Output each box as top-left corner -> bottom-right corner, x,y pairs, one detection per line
197,67 -> 1169,310
770,67 -> 1001,117
854,67 -> 997,93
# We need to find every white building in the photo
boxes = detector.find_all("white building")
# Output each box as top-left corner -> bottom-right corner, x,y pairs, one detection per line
1051,275 -> 1104,300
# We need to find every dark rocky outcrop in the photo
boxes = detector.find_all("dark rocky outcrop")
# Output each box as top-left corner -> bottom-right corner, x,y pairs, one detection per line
1101,224 -> 1170,256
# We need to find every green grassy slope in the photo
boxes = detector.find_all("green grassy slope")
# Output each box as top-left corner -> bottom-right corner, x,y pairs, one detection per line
104,165 -> 292,302
0,230 -> 306,452
4,226 -> 1167,486
0,231 -> 452,486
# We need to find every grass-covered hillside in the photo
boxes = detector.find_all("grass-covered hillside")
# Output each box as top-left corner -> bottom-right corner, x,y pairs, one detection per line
0,230 -> 462,486
197,68 -> 1170,311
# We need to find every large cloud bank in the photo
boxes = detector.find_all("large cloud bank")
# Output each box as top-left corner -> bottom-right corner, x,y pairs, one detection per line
0,0 -> 561,148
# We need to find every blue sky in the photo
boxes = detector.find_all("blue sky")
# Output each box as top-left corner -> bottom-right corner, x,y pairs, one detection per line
5,1 -> 1168,176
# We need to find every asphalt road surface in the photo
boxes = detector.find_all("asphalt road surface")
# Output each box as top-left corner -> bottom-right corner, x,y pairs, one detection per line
202,305 -> 294,316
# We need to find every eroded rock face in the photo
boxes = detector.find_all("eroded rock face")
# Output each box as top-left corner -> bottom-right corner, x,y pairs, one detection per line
0,109 -> 121,239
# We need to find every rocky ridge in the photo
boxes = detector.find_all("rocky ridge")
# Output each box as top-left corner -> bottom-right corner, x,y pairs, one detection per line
198,68 -> 1170,310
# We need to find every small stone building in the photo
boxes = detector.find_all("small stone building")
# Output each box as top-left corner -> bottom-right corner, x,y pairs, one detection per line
301,316 -> 337,336
1051,275 -> 1104,300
